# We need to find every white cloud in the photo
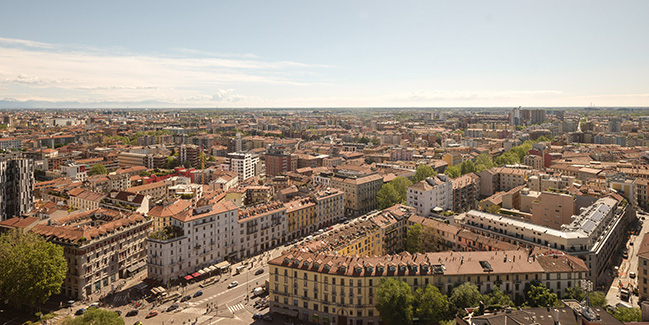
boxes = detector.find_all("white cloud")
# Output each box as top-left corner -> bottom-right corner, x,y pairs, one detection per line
212,89 -> 245,102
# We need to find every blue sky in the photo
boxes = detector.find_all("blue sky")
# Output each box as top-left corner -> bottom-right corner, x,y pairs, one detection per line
1,0 -> 648,108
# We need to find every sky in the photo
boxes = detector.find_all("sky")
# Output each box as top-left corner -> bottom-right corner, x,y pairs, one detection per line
1,0 -> 648,108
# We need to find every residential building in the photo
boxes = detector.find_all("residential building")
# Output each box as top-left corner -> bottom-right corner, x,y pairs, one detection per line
523,154 -> 543,170
269,249 -> 587,325
101,190 -> 150,214
286,198 -> 317,240
145,154 -> 167,169
179,144 -> 201,168
464,196 -> 633,285
531,109 -> 546,125
529,190 -> 576,230
237,202 -> 287,257
637,178 -> 648,211
331,170 -> 383,218
107,173 -> 130,192
228,152 -> 259,182
637,233 -> 649,300
311,188 -> 345,229
69,189 -> 105,211
31,209 -> 152,300
608,174 -> 636,206
407,174 -> 453,217
117,152 -> 146,168
147,200 -> 192,231
147,201 -> 239,285
442,152 -> 462,167
265,146 -> 298,177
527,173 -> 576,193
452,173 -> 480,213
0,157 -> 35,221
61,161 -> 87,182
127,181 -> 167,201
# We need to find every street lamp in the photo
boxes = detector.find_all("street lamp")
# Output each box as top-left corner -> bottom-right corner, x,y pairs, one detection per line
581,279 -> 593,306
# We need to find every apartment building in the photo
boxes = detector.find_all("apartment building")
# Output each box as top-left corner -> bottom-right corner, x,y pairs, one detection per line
464,196 -> 632,285
100,190 -> 150,214
237,202 -> 287,257
265,146 -> 298,177
637,178 -> 648,210
407,174 -> 453,217
61,161 -> 88,182
286,198 -> 317,241
523,154 -> 543,170
127,181 -> 167,201
478,167 -> 529,197
31,209 -> 152,300
529,190 -> 575,230
331,170 -> 383,218
269,249 -> 587,325
304,217 -> 384,257
147,200 -> 193,231
228,152 -> 260,181
371,205 -> 415,254
117,152 -> 146,168
179,144 -> 201,169
147,201 -> 239,286
107,173 -> 130,192
69,189 -> 104,211
311,188 -> 345,229
452,173 -> 480,213
0,158 -> 35,221
527,173 -> 576,193
637,233 -> 649,300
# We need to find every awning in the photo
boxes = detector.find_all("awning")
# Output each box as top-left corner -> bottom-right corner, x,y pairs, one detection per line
184,275 -> 193,280
192,272 -> 201,277
208,265 -> 217,272
201,267 -> 210,273
198,270 -> 206,275
216,261 -> 231,269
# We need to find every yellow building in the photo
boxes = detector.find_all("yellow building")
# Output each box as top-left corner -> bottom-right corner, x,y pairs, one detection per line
637,234 -> 649,300
286,198 -> 317,240
269,250 -> 588,325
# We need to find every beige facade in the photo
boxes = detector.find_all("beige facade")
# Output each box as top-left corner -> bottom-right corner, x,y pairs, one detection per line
31,209 -> 152,300
269,250 -> 588,325
331,170 -> 383,218
128,181 -> 167,201
530,191 -> 575,230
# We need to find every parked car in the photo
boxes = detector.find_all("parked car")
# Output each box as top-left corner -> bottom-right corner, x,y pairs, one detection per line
255,268 -> 264,275
126,310 -> 139,317
180,295 -> 191,302
65,300 -> 75,307
134,322 -> 143,325
74,308 -> 85,315
145,310 -> 158,318
228,281 -> 239,288
263,314 -> 273,321
89,302 -> 99,308
253,313 -> 263,320
193,290 -> 203,298
167,304 -> 179,312
630,272 -> 637,279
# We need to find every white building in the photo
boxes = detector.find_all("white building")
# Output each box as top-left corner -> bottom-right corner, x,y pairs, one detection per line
227,152 -> 259,181
464,196 -> 633,286
407,174 -> 453,217
61,161 -> 87,182
147,200 -> 240,285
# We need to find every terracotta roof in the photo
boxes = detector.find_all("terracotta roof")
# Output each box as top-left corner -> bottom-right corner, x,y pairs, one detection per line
147,200 -> 192,218
0,217 -> 40,229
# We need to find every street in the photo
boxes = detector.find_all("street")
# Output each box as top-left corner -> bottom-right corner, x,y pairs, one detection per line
606,209 -> 648,308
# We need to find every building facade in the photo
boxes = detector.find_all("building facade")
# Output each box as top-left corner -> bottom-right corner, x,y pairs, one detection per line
331,170 -> 383,218
0,158 -> 35,221
407,175 -> 453,217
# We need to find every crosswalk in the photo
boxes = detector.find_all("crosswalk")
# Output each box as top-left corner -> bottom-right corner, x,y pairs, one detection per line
227,303 -> 245,313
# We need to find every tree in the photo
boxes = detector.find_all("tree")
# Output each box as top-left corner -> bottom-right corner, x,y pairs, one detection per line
88,163 -> 107,176
563,286 -> 586,301
183,159 -> 192,169
377,183 -> 401,209
613,307 -> 641,322
390,177 -> 413,203
589,291 -> 607,307
483,286 -> 513,307
460,160 -> 476,175
0,230 -> 67,308
62,307 -> 124,325
450,282 -> 482,311
406,223 -> 423,253
475,153 -> 494,169
139,171 -> 151,177
415,284 -> 450,324
444,166 -> 461,179
495,152 -> 519,166
208,155 -> 216,162
420,227 -> 442,252
376,278 -> 414,325
413,164 -> 436,183
524,283 -> 560,307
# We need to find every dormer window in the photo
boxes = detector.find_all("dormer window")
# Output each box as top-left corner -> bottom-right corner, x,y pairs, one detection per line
410,265 -> 418,273
324,265 -> 331,272
377,266 -> 385,273
339,265 -> 347,272
388,265 -> 396,272
355,266 -> 362,273
366,266 -> 374,273
399,265 -> 406,273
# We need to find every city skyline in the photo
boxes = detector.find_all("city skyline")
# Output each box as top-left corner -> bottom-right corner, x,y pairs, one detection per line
1,0 -> 648,108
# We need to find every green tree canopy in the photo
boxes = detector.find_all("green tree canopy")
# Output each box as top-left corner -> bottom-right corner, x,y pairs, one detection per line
183,159 -> 192,168
460,160 -> 476,175
208,155 -> 216,161
524,283 -> 560,307
613,307 -> 641,322
413,164 -> 436,183
450,282 -> 482,311
494,152 -> 520,166
88,163 -> 107,176
563,286 -> 586,301
415,284 -> 450,324
406,223 -> 423,253
589,291 -> 607,307
62,307 -> 124,325
420,227 -> 442,252
475,153 -> 494,169
483,286 -> 513,307
377,183 -> 401,209
376,278 -> 414,325
444,166 -> 461,179
0,230 -> 67,308
390,176 -> 413,203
